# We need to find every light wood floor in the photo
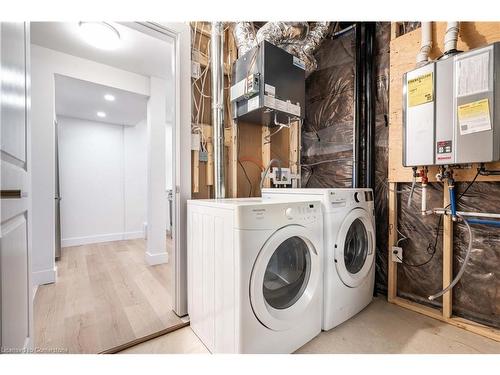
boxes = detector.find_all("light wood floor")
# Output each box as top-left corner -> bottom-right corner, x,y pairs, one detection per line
121,297 -> 500,354
34,239 -> 182,353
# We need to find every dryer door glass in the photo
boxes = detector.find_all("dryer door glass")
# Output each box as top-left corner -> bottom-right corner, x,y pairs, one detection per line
263,236 -> 311,310
344,218 -> 368,274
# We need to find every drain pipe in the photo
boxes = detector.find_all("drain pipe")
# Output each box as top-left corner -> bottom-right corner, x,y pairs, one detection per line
444,22 -> 460,55
416,22 -> 432,67
353,23 -> 363,188
211,22 -> 226,199
365,22 -> 376,189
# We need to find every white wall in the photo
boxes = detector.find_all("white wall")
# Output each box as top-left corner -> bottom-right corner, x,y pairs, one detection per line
124,119 -> 148,235
58,116 -> 146,247
31,45 -> 150,285
145,76 -> 169,266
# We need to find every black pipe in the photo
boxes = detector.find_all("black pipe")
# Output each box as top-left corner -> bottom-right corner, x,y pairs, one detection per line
353,23 -> 363,188
479,163 -> 500,176
365,22 -> 376,189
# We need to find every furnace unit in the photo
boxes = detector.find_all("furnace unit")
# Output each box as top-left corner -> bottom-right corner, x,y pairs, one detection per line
230,40 -> 305,127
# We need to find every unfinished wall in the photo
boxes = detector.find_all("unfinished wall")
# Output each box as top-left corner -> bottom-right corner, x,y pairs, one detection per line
388,23 -> 500,330
302,23 -> 391,295
302,28 -> 355,188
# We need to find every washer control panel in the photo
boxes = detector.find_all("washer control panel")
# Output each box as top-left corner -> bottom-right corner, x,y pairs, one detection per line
235,201 -> 321,229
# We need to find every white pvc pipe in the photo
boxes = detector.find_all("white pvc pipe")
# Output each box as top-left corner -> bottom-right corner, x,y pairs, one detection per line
421,183 -> 427,215
416,22 -> 432,66
444,22 -> 459,54
433,208 -> 500,219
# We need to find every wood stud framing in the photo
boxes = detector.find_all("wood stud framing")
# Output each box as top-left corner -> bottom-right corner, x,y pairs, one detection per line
388,22 -> 500,342
190,23 -> 301,199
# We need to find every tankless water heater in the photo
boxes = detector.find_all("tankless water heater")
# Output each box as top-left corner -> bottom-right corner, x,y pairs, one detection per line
403,42 -> 500,167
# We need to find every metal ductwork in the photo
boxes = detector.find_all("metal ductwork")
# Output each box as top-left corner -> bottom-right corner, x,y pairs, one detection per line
232,21 -> 330,77
211,21 -> 226,199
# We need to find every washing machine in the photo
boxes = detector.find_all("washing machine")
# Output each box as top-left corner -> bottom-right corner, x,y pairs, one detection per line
187,198 -> 323,353
262,188 -> 375,331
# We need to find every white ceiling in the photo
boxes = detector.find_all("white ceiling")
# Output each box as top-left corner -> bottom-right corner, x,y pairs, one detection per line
31,22 -> 173,79
55,75 -> 148,126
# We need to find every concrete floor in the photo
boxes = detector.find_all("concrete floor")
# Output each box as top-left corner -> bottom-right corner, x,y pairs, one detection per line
120,297 -> 500,354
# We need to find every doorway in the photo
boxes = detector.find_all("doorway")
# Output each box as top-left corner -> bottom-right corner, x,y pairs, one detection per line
27,21 -> 190,353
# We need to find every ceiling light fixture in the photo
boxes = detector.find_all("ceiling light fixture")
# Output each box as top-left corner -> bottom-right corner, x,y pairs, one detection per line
78,22 -> 121,50
97,111 -> 106,118
104,94 -> 115,102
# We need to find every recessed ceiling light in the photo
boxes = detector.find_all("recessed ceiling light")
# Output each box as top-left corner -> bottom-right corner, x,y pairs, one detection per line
78,22 -> 121,50
97,111 -> 106,118
104,94 -> 115,102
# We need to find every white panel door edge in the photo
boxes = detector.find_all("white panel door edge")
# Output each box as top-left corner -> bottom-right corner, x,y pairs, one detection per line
1,22 -> 33,352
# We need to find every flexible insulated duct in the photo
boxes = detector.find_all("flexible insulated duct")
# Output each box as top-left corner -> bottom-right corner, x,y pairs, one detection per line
233,22 -> 257,56
232,21 -> 330,76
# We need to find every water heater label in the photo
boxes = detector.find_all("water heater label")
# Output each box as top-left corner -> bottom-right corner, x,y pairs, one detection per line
407,72 -> 434,107
456,52 -> 490,97
457,98 -> 492,135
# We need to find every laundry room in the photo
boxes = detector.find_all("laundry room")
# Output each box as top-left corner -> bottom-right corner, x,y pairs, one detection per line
1,1 -> 500,372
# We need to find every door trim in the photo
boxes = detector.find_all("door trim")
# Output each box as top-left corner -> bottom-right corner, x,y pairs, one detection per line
124,22 -> 191,317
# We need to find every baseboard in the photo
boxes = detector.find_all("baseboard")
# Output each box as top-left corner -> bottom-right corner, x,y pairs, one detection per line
32,267 -> 56,286
32,284 -> 39,302
145,250 -> 169,266
62,231 -> 145,247
123,231 -> 145,240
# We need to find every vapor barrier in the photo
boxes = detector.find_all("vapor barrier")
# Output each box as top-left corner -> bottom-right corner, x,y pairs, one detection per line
301,27 -> 355,188
396,182 -> 444,310
453,182 -> 500,329
302,21 -> 500,330
373,23 -> 391,294
395,181 -> 500,329
302,23 -> 392,293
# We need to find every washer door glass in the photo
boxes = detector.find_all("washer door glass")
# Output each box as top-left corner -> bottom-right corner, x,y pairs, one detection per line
344,218 -> 368,274
263,236 -> 311,310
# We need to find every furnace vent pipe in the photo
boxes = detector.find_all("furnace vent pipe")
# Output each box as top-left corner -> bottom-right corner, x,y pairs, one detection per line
416,22 -> 432,66
211,22 -> 226,199
444,22 -> 460,55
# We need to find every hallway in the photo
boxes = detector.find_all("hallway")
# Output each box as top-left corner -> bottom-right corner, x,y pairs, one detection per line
34,239 -> 181,353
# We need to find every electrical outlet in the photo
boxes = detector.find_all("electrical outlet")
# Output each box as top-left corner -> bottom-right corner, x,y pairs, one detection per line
392,246 -> 403,263
199,151 -> 208,162
191,61 -> 201,79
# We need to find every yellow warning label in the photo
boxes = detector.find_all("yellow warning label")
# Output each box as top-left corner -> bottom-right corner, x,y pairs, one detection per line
407,72 -> 434,107
457,98 -> 491,135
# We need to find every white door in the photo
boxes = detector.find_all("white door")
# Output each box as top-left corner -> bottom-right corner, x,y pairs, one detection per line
334,208 -> 375,288
0,22 -> 32,351
250,225 -> 321,331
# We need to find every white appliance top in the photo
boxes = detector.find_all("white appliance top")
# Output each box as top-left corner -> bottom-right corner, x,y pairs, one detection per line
261,188 -> 374,214
188,198 -> 323,229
